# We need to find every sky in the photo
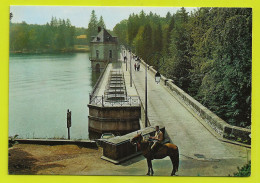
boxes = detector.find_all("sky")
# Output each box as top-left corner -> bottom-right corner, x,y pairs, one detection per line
10,6 -> 197,30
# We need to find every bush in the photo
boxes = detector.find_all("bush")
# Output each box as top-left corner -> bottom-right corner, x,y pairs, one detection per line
9,134 -> 19,148
233,161 -> 251,177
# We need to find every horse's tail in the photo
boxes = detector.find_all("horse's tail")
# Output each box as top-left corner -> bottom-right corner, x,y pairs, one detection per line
169,144 -> 179,173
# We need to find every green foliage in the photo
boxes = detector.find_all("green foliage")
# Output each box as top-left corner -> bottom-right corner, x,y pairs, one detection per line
233,161 -> 251,177
74,27 -> 88,45
113,7 -> 252,128
10,17 -> 76,52
98,16 -> 106,28
86,10 -> 107,44
194,8 -> 252,127
9,135 -> 19,148
113,20 -> 128,46
167,8 -> 192,90
10,9 -> 107,51
10,8 -> 252,128
86,10 -> 98,44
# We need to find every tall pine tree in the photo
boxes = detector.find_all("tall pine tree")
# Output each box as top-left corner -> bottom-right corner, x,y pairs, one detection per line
87,10 -> 98,44
98,16 -> 106,28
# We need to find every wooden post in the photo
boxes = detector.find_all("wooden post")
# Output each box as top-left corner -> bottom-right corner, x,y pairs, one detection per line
145,64 -> 148,127
68,128 -> 70,140
130,50 -> 132,87
67,109 -> 71,140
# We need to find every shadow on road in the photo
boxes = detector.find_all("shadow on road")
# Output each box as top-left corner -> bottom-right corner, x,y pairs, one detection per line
120,154 -> 145,166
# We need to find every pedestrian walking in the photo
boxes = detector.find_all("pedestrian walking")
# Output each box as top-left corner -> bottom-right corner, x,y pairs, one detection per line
137,63 -> 140,71
134,63 -> 137,71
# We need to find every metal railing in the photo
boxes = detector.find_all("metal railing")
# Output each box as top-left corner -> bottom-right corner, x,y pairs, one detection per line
89,61 -> 109,103
90,96 -> 140,107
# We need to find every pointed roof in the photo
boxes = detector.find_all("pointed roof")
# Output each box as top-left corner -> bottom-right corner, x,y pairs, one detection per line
91,28 -> 117,43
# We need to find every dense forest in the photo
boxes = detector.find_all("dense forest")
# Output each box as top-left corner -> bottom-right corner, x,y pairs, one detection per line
9,11 -> 108,52
113,8 -> 252,128
10,17 -> 77,52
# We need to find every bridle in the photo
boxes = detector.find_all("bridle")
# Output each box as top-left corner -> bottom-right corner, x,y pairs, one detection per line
130,133 -> 143,146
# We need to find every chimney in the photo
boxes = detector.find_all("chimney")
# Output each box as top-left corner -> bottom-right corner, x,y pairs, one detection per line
98,26 -> 102,33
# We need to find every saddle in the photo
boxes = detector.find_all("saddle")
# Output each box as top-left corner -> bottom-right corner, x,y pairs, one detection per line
156,143 -> 164,150
148,142 -> 164,153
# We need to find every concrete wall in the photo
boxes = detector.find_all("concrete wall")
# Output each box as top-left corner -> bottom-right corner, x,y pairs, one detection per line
12,139 -> 97,148
88,104 -> 141,135
102,139 -> 136,161
102,126 -> 165,162
138,58 -> 251,145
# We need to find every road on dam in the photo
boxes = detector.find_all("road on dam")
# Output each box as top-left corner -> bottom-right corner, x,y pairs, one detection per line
118,51 -> 251,176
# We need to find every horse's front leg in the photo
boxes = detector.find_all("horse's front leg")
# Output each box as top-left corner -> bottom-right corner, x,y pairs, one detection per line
150,160 -> 154,176
146,158 -> 151,175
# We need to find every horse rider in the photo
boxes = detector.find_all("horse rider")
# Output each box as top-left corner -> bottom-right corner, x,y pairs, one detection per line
148,125 -> 163,158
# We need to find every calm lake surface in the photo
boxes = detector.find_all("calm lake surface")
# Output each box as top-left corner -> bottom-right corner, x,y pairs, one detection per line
9,53 -> 100,139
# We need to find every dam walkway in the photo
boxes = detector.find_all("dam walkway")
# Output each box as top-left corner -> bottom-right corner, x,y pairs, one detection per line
119,49 -> 251,176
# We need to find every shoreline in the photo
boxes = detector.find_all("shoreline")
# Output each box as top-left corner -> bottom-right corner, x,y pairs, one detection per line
10,50 -> 90,54
10,45 -> 90,54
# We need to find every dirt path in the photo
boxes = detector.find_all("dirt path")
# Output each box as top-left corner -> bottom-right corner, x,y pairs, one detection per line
8,143 -> 249,176
8,144 -> 113,175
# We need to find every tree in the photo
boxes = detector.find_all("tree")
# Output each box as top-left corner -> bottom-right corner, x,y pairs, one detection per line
98,16 -> 106,28
153,23 -> 163,54
111,8 -> 252,127
188,8 -> 212,97
87,10 -> 98,44
165,12 -> 171,22
132,26 -> 145,57
113,19 -> 128,46
167,7 -> 192,91
9,17 -> 75,52
198,8 -> 252,127
142,23 -> 153,61
165,15 -> 175,54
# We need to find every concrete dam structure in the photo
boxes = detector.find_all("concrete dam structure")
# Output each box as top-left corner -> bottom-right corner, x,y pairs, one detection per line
88,27 -> 250,171
88,63 -> 141,138
88,27 -> 141,138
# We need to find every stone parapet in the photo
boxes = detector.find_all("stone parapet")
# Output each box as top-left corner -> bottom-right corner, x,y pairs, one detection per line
138,58 -> 251,145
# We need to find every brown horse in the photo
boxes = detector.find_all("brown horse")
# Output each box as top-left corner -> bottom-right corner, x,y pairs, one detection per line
130,133 -> 179,176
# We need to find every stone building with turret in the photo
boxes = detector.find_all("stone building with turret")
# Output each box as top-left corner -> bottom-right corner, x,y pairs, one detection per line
89,27 -> 118,72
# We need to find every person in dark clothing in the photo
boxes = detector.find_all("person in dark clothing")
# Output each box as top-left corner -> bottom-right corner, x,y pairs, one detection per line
137,63 -> 140,71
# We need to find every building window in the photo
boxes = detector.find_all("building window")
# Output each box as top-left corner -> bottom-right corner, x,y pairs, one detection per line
96,50 -> 99,59
109,50 -> 112,59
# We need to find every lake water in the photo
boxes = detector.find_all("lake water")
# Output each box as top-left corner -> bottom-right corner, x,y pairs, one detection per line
9,53 -> 100,139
